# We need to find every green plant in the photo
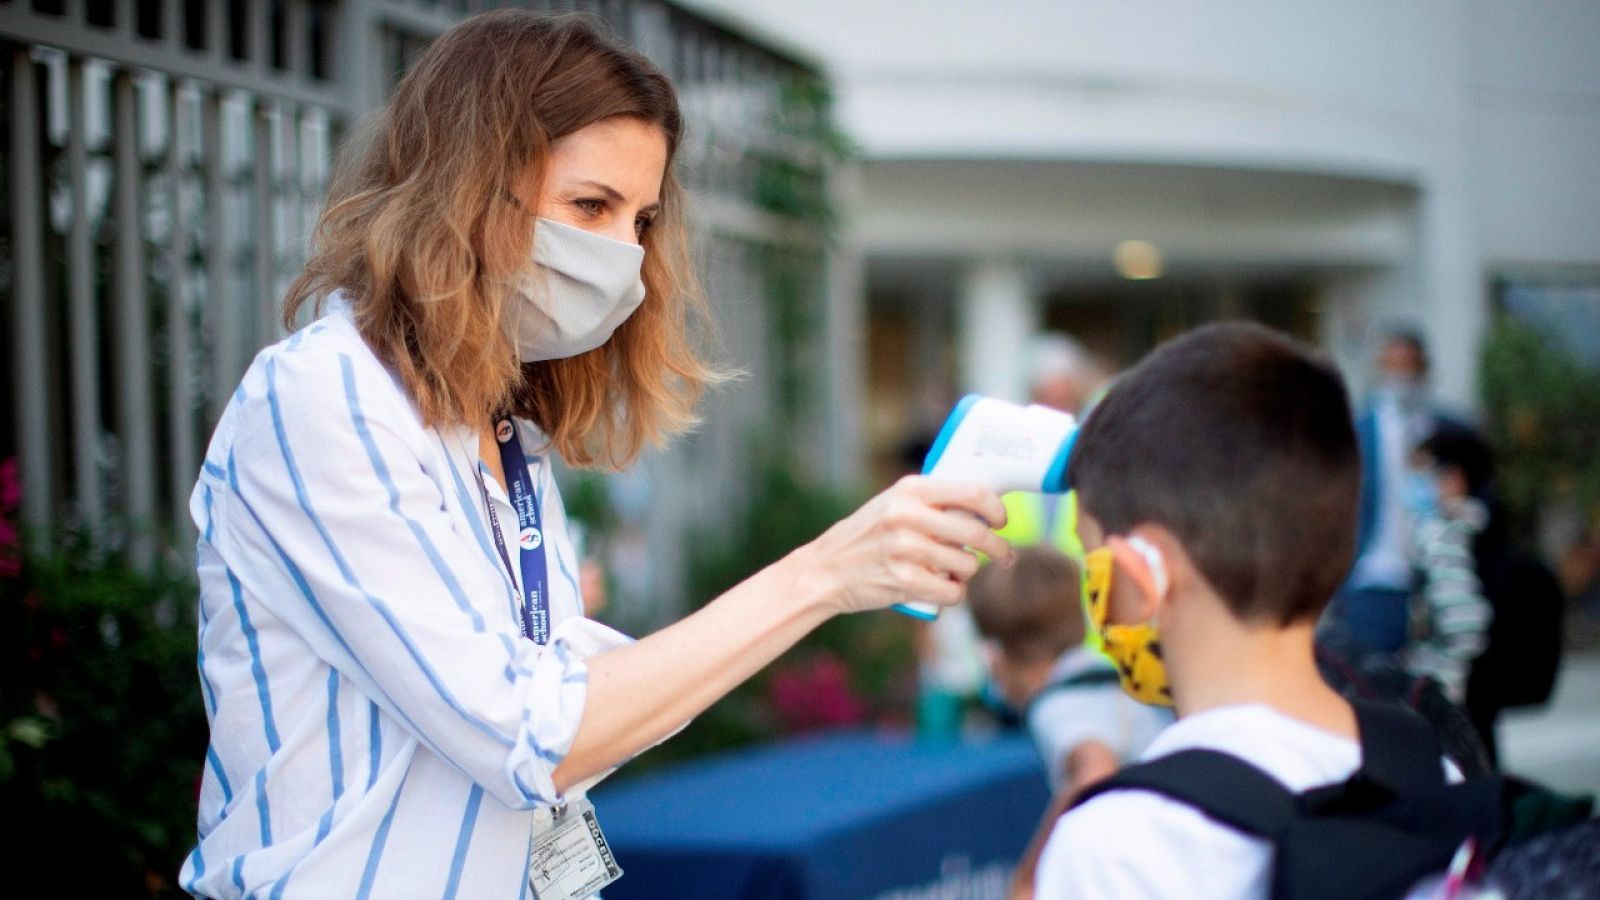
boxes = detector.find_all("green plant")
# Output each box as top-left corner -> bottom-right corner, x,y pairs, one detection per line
1480,315 -> 1600,542
752,73 -> 855,228
0,499 -> 205,898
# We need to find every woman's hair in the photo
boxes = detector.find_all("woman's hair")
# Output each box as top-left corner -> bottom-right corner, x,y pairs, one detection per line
284,10 -> 721,468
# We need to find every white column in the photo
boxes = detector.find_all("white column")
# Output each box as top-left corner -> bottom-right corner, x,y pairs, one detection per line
958,259 -> 1039,403
1417,5 -> 1484,415
1418,176 -> 1483,414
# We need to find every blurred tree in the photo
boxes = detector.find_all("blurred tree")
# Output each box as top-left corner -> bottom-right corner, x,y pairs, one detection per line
1480,315 -> 1600,598
0,458 -> 205,898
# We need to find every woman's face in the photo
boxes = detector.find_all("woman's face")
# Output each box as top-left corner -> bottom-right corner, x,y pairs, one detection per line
525,116 -> 668,246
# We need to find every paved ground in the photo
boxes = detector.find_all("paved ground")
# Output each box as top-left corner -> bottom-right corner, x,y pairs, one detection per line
1499,652 -> 1600,798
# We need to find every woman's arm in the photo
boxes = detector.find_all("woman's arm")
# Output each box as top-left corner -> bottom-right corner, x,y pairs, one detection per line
554,477 -> 1014,790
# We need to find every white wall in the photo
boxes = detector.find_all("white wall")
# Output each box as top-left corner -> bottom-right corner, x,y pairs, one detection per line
682,0 -> 1600,409
1467,0 -> 1600,267
686,1 -> 1464,177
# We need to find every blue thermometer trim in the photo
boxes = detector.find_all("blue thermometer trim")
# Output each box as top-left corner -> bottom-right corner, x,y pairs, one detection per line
893,395 -> 984,621
920,394 -> 981,476
1040,426 -> 1079,494
892,603 -> 940,621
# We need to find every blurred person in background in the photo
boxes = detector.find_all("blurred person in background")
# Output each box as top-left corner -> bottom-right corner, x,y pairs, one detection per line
1400,427 -> 1493,705
1027,333 -> 1112,419
181,12 -> 1014,898
896,406 -> 991,742
1414,424 -> 1568,766
996,334 -> 1114,578
969,547 -> 1169,795
967,546 -> 1170,900
1335,328 -> 1464,653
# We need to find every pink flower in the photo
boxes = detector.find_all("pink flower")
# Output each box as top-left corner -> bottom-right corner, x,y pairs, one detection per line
0,518 -> 17,578
0,456 -> 18,578
0,457 -> 19,510
768,652 -> 868,734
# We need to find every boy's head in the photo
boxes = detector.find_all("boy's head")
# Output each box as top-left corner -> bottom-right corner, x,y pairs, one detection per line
1068,322 -> 1360,630
968,546 -> 1085,707
1416,422 -> 1494,502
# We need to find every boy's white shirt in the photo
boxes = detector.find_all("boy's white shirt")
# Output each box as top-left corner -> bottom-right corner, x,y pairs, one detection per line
1034,704 -> 1459,900
1026,646 -> 1173,792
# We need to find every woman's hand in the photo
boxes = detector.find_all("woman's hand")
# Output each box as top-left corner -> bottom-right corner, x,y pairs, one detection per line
792,475 -> 1015,615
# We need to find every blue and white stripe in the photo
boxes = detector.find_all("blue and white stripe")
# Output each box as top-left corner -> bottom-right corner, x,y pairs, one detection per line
181,298 -> 630,899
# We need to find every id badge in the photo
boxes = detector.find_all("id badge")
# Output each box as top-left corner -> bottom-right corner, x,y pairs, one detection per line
528,798 -> 623,900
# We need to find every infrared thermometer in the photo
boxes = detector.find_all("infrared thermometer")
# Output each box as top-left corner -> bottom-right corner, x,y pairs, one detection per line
893,395 -> 1079,621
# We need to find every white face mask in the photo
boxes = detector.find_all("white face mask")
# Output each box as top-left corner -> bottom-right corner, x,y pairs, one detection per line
505,217 -> 646,362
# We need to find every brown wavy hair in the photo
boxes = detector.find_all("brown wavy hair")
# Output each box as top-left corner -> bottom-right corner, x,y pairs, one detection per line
284,10 -> 722,468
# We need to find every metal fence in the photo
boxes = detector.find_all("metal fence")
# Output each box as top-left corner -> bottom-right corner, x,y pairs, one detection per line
1,0 -> 834,609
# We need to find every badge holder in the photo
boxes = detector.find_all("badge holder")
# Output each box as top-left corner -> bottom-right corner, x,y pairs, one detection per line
528,797 -> 623,900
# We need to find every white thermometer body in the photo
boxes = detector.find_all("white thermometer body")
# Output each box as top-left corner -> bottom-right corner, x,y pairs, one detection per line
894,395 -> 1078,620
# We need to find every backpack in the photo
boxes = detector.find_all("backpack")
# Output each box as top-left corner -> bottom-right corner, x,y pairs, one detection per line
1483,815 -> 1600,899
1474,550 -> 1564,709
1068,700 -> 1504,900
1315,636 -> 1493,778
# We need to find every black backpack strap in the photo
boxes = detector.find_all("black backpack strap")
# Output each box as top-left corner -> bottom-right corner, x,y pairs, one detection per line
1067,705 -> 1505,900
1352,700 -> 1445,787
1069,748 -> 1298,839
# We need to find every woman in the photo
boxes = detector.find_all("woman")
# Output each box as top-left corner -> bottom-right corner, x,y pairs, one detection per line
181,11 -> 1010,899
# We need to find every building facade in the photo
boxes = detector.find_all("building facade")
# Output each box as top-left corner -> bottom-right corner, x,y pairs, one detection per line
686,0 -> 1600,484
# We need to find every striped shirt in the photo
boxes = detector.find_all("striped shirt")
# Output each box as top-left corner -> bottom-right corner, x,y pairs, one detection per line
1406,498 -> 1492,704
180,298 -> 630,899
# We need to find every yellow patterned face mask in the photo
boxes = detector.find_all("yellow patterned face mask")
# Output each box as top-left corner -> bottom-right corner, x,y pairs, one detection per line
1084,538 -> 1173,707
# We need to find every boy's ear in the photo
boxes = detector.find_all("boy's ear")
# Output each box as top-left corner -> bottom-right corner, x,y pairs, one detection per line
1128,524 -> 1207,612
1105,534 -> 1166,623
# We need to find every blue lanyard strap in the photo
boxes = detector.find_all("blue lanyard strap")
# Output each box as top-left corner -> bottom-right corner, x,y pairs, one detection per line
478,418 -> 551,645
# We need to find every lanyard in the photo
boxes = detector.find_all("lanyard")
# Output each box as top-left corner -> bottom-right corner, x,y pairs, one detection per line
476,418 -> 551,645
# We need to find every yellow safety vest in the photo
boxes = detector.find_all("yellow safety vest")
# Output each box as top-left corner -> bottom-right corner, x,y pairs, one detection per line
994,490 -> 1103,652
997,491 -> 1084,562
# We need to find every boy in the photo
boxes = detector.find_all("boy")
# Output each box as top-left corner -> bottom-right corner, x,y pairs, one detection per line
1034,322 -> 1475,899
967,546 -> 1170,797
1403,425 -> 1493,704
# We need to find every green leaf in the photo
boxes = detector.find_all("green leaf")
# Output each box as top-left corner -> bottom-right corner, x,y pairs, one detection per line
7,717 -> 51,749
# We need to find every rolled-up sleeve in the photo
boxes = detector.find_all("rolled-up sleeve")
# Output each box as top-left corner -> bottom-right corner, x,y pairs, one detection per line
216,343 -> 618,808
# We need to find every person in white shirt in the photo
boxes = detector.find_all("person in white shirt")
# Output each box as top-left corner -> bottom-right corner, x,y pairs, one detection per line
968,547 -> 1170,796
180,12 -> 1015,899
1034,323 -> 1480,900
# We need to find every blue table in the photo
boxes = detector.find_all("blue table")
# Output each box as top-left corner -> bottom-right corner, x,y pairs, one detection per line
590,730 -> 1051,899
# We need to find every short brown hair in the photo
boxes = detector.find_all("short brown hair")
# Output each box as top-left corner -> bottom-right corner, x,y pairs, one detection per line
1068,322 -> 1360,626
968,547 -> 1086,665
285,11 -> 721,468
